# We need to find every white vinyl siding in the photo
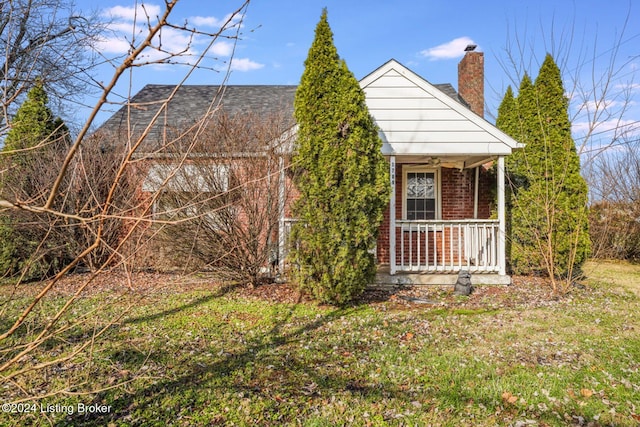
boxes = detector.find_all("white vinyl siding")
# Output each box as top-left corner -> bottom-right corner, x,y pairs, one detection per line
359,62 -> 521,157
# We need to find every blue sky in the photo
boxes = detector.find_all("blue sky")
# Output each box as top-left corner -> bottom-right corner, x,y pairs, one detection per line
76,0 -> 639,149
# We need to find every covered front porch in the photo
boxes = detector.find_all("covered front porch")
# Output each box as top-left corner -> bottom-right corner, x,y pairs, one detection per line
376,154 -> 508,283
278,154 -> 509,284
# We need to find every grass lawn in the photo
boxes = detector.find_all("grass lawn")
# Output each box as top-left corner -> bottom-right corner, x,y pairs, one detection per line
1,261 -> 639,426
584,259 -> 640,296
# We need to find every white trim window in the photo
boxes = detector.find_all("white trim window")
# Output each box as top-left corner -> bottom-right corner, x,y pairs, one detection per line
403,166 -> 440,220
142,164 -> 229,193
143,163 -> 232,228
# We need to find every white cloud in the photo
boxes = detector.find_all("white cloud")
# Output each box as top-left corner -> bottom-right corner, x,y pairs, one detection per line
211,40 -> 234,57
95,3 -> 249,67
230,58 -> 264,72
95,37 -> 132,55
189,12 -> 242,29
572,118 -> 639,137
420,37 -> 478,61
104,4 -> 161,21
190,16 -> 222,27
579,99 -> 627,112
614,82 -> 640,92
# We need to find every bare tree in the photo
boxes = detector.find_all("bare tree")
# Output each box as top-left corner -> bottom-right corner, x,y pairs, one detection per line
586,137 -> 640,260
0,0 -> 105,128
146,111 -> 296,286
493,9 -> 639,156
0,0 -> 258,405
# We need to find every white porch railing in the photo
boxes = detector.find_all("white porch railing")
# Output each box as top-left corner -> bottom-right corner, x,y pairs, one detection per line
278,218 -> 299,271
279,218 -> 500,274
395,219 -> 500,273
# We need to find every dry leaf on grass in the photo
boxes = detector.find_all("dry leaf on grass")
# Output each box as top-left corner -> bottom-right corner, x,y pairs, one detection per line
502,391 -> 518,404
580,388 -> 594,398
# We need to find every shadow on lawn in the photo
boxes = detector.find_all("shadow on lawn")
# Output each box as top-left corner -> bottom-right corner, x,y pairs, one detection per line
57,300 -> 424,426
123,281 -> 241,326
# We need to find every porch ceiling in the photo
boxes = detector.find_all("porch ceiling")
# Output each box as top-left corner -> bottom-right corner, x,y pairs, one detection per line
391,154 -> 495,169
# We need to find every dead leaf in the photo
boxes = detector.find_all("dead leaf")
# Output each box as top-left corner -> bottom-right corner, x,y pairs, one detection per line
402,332 -> 414,341
580,388 -> 593,398
502,391 -> 518,404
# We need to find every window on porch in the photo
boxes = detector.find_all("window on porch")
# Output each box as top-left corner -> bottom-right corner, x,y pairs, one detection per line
403,167 -> 440,220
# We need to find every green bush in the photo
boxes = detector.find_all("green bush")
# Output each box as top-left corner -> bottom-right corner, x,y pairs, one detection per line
290,9 -> 389,304
497,54 -> 590,279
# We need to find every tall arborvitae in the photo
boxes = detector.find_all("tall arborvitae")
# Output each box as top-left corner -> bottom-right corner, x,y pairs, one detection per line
291,9 -> 390,305
496,86 -> 517,135
533,54 -> 590,277
2,81 -> 69,196
4,82 -> 69,154
1,82 -> 70,279
498,54 -> 590,284
506,73 -> 542,273
496,85 -> 518,267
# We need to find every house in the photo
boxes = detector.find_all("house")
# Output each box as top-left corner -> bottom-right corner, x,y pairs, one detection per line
280,50 -> 521,285
360,52 -> 521,284
96,48 -> 522,284
95,85 -> 298,275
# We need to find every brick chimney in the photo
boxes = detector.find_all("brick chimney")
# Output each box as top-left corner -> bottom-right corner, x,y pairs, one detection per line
458,45 -> 484,118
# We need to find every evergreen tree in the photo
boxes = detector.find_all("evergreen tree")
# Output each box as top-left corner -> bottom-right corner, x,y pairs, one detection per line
0,82 -> 70,279
496,86 -> 517,136
505,73 -> 543,273
533,54 -> 590,276
498,54 -> 590,284
4,81 -> 69,153
496,86 -> 518,267
291,9 -> 390,305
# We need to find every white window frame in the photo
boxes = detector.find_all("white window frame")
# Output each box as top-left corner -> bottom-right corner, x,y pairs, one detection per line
144,163 -> 232,229
402,165 -> 441,220
142,163 -> 230,193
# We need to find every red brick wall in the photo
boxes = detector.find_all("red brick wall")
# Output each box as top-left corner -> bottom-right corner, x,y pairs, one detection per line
376,163 -> 495,264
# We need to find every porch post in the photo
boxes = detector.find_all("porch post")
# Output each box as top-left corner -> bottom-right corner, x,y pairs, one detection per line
389,156 -> 396,275
278,155 -> 286,273
473,166 -> 479,219
497,155 -> 507,275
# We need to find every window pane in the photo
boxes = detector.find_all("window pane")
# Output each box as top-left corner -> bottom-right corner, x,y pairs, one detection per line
407,173 -> 418,197
406,171 -> 436,220
426,199 -> 435,212
425,199 -> 435,219
424,173 -> 434,198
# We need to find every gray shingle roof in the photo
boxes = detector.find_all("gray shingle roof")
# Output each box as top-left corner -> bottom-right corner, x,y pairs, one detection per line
434,83 -> 468,107
96,80 -> 465,152
97,85 -> 297,149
